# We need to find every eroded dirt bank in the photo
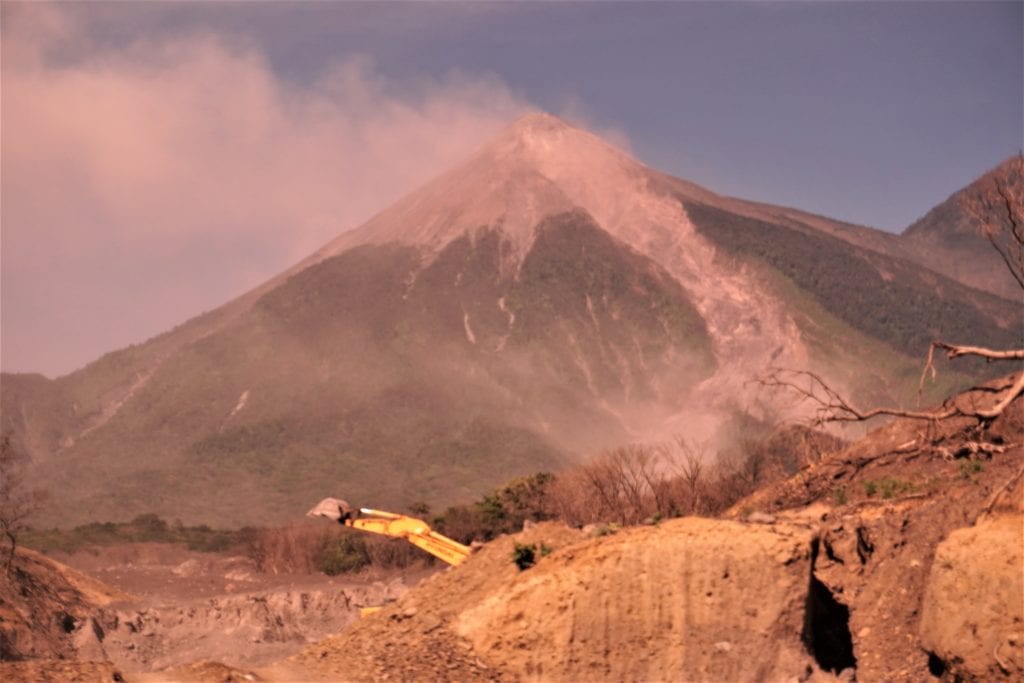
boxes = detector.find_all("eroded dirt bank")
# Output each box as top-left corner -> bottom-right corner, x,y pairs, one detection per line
288,519 -> 840,682
0,543 -> 415,680
77,581 -> 404,672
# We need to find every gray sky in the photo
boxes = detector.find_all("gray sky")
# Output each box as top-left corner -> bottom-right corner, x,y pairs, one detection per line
2,1 -> 1022,377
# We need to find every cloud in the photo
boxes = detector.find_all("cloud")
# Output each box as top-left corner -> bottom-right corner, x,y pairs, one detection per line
1,4 -> 535,376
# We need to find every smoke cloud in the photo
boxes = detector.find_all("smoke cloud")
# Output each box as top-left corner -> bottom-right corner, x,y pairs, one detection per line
1,4 -> 534,376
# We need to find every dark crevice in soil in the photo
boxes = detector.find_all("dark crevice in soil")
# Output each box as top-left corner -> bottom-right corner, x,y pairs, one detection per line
803,575 -> 856,673
823,538 -> 844,565
927,651 -> 946,678
804,540 -> 857,674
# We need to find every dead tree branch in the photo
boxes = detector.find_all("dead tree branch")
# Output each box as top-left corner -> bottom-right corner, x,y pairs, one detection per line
917,342 -> 1024,418
759,367 -> 1023,426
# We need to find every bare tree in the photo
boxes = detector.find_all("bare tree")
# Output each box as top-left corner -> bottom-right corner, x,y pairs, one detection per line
0,433 -> 46,575
580,445 -> 661,525
671,437 -> 708,515
761,156 -> 1024,427
543,445 -> 668,527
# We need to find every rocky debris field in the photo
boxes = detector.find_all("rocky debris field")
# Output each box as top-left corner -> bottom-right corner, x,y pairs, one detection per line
0,543 -> 419,681
77,580 -> 405,672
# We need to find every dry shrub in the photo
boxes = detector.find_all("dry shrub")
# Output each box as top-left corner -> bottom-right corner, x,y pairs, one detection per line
432,505 -> 485,545
545,444 -> 673,526
701,426 -> 845,514
246,522 -> 333,574
542,427 -> 841,526
363,535 -> 429,569
662,437 -> 712,516
435,472 -> 555,544
543,467 -> 599,527
246,522 -> 431,575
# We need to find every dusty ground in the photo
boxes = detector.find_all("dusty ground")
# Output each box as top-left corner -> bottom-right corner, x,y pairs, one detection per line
0,542 -> 431,681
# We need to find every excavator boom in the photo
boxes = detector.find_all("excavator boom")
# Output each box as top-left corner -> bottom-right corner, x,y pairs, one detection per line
307,499 -> 471,566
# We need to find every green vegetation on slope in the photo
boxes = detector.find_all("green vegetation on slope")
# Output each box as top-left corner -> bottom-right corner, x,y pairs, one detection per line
21,514 -> 248,554
686,202 -> 1022,357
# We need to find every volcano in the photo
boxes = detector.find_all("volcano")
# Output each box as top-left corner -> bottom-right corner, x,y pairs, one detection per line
3,114 -> 1020,527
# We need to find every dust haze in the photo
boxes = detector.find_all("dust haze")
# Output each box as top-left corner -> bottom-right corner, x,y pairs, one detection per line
2,3 -> 535,376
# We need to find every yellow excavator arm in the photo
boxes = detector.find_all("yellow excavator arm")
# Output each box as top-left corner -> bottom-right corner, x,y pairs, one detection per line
349,508 -> 471,566
307,498 -> 471,566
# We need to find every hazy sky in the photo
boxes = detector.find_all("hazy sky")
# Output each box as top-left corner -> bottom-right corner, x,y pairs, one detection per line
2,1 -> 1022,377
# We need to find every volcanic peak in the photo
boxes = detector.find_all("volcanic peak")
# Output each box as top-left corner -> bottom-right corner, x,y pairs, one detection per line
501,111 -> 574,138
312,112 -> 644,265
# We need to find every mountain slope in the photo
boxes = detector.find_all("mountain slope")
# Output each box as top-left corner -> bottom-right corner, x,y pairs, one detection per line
20,210 -> 717,526
3,114 -> 1020,527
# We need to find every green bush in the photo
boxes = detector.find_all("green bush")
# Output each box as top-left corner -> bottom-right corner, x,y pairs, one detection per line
863,477 -> 914,499
831,487 -> 849,506
435,471 -> 555,544
958,459 -> 984,481
316,533 -> 370,575
512,542 -> 537,570
20,515 -> 247,554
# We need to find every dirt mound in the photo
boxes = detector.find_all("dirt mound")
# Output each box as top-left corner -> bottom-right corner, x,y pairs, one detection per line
289,520 -> 842,681
0,548 -> 131,661
453,518 -> 824,681
920,512 -> 1024,680
290,522 -> 581,681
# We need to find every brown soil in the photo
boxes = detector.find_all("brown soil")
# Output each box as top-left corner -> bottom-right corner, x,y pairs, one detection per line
280,518 -> 840,682
919,513 -> 1024,679
729,375 -> 1024,681
0,659 -> 124,683
0,548 -> 131,662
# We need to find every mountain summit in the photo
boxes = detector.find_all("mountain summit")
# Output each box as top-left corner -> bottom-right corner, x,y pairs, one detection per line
2,116 -> 1020,527
314,112 -> 639,263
